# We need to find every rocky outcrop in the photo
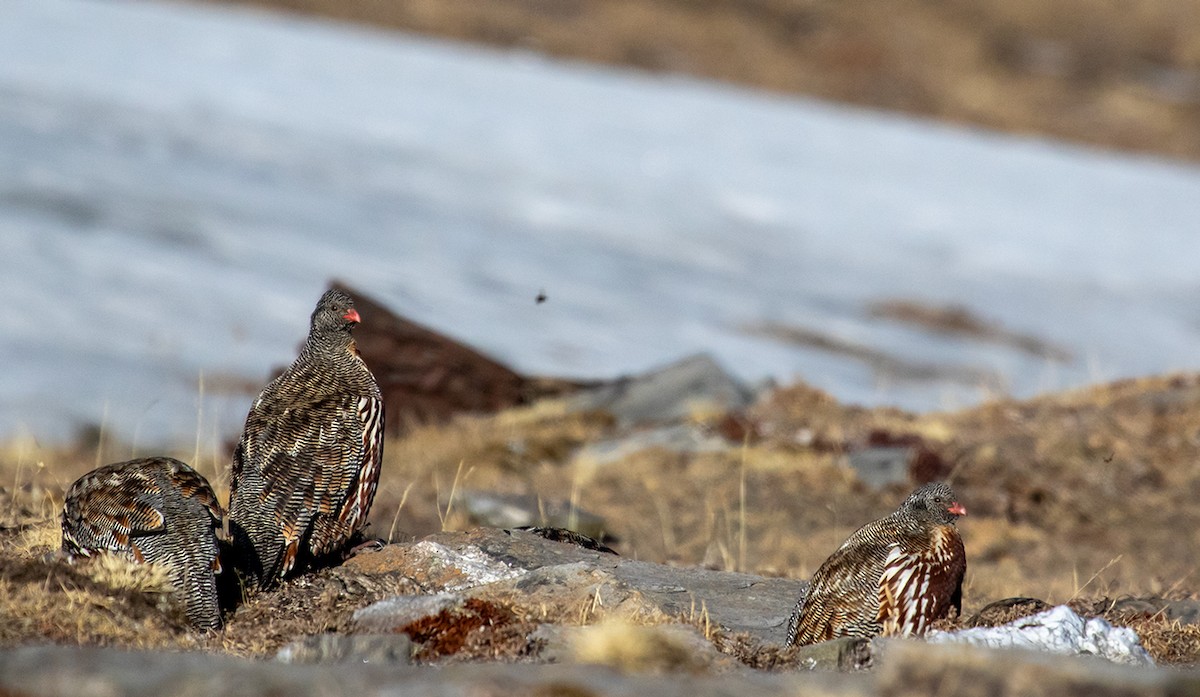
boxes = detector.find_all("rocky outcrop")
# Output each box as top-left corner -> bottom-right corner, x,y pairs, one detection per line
333,283 -> 588,434
344,527 -> 802,644
2,526 -> 1196,695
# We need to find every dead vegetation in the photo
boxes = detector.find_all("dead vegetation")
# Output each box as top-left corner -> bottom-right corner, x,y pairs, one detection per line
2,372 -> 1199,664
196,0 -> 1200,163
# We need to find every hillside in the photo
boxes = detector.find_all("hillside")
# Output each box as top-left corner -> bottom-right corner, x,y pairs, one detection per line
202,0 -> 1200,162
3,372 -> 1199,664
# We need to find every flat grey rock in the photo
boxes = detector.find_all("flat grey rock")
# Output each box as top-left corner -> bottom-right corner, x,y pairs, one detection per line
1165,599 -> 1200,625
459,490 -> 611,540
352,593 -> 463,633
846,446 -> 913,488
275,634 -> 414,665
396,528 -> 805,643
567,354 -> 755,427
574,423 -> 731,465
793,637 -> 874,671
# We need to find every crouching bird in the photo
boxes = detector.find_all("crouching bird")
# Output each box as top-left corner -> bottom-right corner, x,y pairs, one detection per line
785,482 -> 967,646
61,457 -> 224,630
228,288 -> 384,590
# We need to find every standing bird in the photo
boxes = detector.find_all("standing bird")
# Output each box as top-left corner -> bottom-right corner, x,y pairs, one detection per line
785,482 -> 966,646
228,289 -> 384,590
61,457 -> 224,631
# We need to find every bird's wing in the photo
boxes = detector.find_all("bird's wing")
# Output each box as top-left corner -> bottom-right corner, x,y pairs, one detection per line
788,536 -> 890,645
62,463 -> 168,559
236,387 -> 370,574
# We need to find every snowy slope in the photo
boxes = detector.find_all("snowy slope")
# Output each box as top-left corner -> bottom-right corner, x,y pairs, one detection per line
1,0 -> 1198,447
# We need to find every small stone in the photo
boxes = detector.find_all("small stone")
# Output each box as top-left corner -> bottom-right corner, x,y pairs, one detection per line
1164,599 -> 1200,626
352,593 -> 462,633
791,636 -> 874,671
567,354 -> 754,427
846,446 -> 912,489
275,634 -> 413,665
573,423 -> 730,466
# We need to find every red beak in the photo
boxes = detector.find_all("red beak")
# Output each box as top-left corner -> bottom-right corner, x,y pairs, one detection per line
948,502 -> 967,516
343,308 -> 361,323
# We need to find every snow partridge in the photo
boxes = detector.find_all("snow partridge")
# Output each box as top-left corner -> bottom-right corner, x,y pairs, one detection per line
61,457 -> 224,630
785,482 -> 967,646
228,289 -> 384,589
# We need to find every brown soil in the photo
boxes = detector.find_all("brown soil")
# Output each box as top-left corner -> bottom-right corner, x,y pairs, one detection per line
195,0 -> 1200,163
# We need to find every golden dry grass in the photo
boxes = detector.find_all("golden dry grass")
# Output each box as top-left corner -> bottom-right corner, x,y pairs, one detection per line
569,619 -> 710,673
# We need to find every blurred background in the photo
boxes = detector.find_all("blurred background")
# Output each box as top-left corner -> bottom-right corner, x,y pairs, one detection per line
1,0 -> 1199,448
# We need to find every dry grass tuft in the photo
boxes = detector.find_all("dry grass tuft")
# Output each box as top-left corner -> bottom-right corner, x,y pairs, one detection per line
569,619 -> 707,673
1128,620 -> 1200,666
75,554 -> 175,595
0,556 -> 193,649
14,518 -> 61,557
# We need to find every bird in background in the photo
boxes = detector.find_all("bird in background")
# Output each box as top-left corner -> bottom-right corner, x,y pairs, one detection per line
228,288 -> 385,590
786,481 -> 967,647
61,457 -> 225,631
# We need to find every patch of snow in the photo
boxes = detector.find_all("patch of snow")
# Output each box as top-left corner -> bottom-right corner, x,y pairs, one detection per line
412,541 -> 527,590
928,605 -> 1154,666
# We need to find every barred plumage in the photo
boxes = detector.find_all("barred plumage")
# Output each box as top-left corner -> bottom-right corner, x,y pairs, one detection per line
61,457 -> 224,631
228,289 -> 385,590
785,482 -> 966,646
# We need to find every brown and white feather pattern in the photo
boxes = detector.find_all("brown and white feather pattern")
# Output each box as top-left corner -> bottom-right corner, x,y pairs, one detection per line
785,482 -> 966,647
61,457 -> 224,630
229,289 -> 385,589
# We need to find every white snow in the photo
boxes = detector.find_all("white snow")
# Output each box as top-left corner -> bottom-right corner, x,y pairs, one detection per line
928,605 -> 1154,666
1,0 -> 1199,447
411,541 -> 526,591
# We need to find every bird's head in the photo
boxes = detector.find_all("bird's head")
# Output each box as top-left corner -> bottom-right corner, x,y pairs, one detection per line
902,482 -> 967,526
310,289 -> 360,336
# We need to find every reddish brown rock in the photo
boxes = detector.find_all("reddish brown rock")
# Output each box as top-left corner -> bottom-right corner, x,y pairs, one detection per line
332,282 -> 587,434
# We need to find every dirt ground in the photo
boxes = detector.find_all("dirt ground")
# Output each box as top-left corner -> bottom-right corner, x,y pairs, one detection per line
195,0 -> 1200,163
2,372 -> 1199,664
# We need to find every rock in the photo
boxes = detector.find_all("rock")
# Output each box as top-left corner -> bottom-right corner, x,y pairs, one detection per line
346,538 -> 528,592
792,637 -> 874,672
0,645 -> 871,697
352,593 -> 463,633
877,640 -> 1175,697
846,431 -> 953,489
573,423 -> 731,466
1165,599 -> 1200,626
567,354 -> 755,427
846,446 -> 912,488
275,634 -> 414,665
349,528 -> 804,643
459,491 -> 612,541
927,605 -> 1154,666
7,640 -> 1200,697
334,283 -> 588,434
1108,597 -> 1200,626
